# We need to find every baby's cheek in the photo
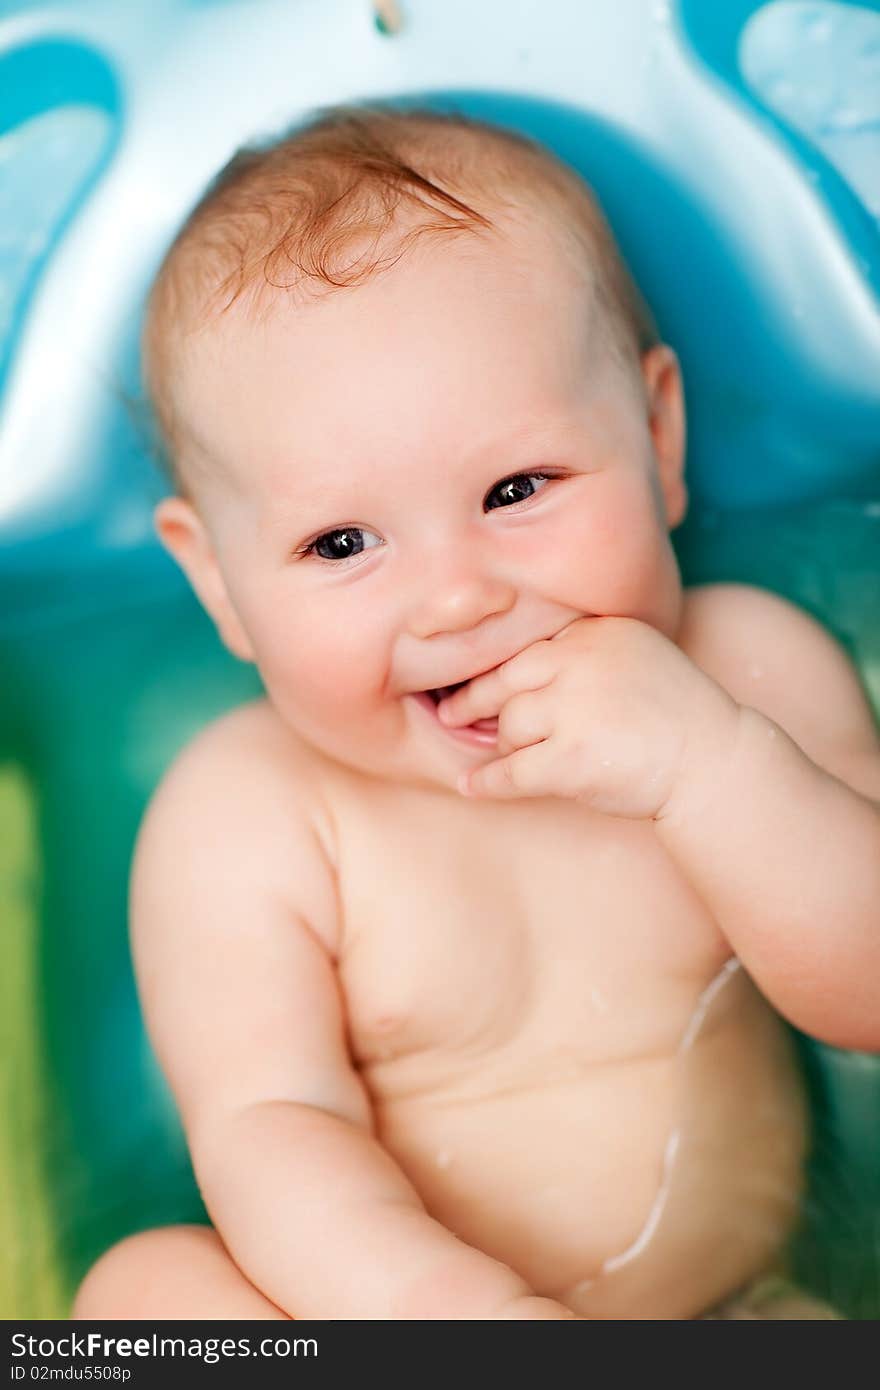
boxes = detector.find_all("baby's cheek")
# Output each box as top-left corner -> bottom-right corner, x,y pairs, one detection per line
253,607 -> 381,731
538,505 -> 635,603
547,490 -> 679,628
271,647 -> 360,719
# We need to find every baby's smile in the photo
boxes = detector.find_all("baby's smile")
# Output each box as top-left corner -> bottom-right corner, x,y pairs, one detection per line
408,653 -> 519,746
405,625 -> 571,749
158,205 -> 686,794
410,687 -> 499,746
409,665 -> 506,747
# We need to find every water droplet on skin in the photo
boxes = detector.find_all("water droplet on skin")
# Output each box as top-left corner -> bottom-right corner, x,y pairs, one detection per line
767,727 -> 777,739
590,987 -> 609,1013
749,664 -> 764,680
601,757 -> 613,768
435,1149 -> 454,1169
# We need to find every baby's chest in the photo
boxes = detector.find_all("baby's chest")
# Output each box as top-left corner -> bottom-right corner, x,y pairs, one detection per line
329,794 -> 725,1067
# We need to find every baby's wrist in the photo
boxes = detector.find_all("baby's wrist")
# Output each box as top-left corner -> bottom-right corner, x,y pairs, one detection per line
658,691 -> 746,828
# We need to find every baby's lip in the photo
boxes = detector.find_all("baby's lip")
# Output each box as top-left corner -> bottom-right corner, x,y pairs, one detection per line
413,659 -> 504,699
406,618 -> 587,699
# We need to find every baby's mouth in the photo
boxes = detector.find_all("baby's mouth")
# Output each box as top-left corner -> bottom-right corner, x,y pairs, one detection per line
416,680 -> 499,740
425,681 -> 467,705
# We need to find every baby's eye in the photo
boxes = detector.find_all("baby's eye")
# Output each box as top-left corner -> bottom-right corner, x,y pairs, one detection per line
484,471 -> 554,511
298,526 -> 382,564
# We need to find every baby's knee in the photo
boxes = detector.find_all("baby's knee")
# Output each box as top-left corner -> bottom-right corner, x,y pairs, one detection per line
71,1223 -> 227,1320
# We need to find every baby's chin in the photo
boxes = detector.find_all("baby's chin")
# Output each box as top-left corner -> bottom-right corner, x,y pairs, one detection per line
356,704 -> 503,791
382,689 -> 503,797
266,697 -> 491,794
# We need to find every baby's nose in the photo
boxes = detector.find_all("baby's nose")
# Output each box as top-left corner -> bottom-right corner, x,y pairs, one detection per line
406,569 -> 516,640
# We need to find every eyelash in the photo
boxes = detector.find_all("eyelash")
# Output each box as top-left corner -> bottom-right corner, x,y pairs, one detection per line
293,470 -> 559,566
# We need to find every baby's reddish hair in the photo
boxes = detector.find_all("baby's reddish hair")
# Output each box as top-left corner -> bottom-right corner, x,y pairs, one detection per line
143,104 -> 658,495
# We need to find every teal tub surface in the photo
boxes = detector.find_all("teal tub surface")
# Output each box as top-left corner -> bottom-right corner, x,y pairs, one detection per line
1,0 -> 878,1317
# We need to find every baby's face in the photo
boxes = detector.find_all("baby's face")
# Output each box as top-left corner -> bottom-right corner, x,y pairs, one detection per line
159,210 -> 686,793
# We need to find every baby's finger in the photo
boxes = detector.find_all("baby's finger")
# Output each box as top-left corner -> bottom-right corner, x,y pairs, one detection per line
496,688 -> 553,753
459,741 -> 549,799
437,672 -> 503,726
549,618 -> 586,641
438,648 -> 555,727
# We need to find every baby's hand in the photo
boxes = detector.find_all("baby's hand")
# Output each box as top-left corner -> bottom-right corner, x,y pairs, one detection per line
439,617 -> 741,819
494,1295 -> 583,1320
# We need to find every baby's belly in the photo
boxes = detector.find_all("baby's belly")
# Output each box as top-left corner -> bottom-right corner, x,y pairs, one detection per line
369,965 -> 809,1319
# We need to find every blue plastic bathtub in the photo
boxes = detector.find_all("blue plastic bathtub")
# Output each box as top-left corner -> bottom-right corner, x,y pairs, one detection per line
1,0 -> 878,1316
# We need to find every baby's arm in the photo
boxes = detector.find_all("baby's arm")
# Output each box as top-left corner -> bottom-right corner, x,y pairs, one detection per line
658,587 -> 880,1051
131,712 -> 572,1320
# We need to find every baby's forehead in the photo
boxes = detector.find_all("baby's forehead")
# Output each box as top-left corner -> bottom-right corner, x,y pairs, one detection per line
172,184 -> 594,339
174,216 -> 605,489
144,110 -> 657,503
189,202 -> 597,366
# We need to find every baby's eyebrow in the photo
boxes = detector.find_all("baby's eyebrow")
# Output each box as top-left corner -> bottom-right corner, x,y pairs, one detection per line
259,420 -> 580,523
256,474 -> 371,541
465,419 -> 579,467
261,468 -> 364,515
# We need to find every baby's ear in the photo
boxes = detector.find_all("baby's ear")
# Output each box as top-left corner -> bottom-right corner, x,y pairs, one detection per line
641,344 -> 688,529
153,496 -> 255,663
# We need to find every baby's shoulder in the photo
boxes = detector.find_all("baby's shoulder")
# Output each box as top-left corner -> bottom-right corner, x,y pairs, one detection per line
134,697 -> 338,932
678,582 -> 878,768
679,581 -> 828,668
148,696 -> 321,821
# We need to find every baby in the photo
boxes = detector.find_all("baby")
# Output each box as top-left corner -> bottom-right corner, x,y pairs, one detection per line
73,106 -> 880,1320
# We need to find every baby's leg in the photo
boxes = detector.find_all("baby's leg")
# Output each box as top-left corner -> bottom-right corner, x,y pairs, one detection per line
71,1224 -> 291,1320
